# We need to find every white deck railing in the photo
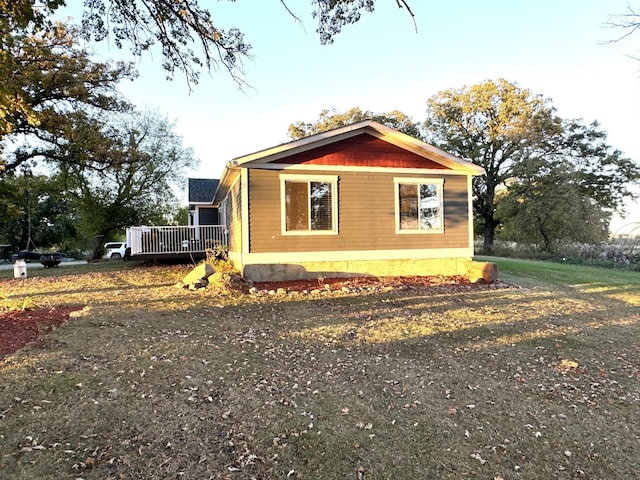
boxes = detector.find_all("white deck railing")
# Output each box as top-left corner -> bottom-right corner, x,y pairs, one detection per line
127,226 -> 227,256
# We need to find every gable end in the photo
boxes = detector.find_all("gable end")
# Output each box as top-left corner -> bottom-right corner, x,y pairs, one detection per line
270,135 -> 448,170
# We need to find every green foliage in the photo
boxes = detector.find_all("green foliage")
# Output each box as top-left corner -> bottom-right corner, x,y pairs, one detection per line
173,206 -> 189,226
1,107 -> 196,253
425,79 -> 639,254
425,79 -> 561,253
0,172 -> 78,251
2,1 -> 411,98
496,161 -> 610,251
80,0 -> 251,88
1,22 -> 135,172
288,107 -> 423,140
58,108 -> 198,245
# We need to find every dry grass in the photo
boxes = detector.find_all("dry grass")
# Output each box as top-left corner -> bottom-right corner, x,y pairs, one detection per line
0,260 -> 639,479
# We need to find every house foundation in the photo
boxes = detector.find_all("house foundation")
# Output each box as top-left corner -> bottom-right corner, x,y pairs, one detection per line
241,258 -> 497,283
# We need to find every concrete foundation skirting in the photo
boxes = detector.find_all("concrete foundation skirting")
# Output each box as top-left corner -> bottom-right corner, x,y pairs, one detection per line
241,257 -> 476,282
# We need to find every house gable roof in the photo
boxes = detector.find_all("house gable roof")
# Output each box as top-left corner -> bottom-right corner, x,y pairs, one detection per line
188,178 -> 219,204
213,120 -> 485,204
232,120 -> 484,174
269,135 -> 449,169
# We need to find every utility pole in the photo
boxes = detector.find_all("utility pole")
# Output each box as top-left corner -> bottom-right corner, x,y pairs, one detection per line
23,169 -> 36,251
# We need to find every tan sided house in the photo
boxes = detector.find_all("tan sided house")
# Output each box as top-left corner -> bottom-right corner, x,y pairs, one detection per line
208,120 -> 487,282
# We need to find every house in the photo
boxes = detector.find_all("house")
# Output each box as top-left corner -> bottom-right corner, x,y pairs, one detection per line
127,120 -> 492,281
188,178 -> 220,227
210,120 -> 486,282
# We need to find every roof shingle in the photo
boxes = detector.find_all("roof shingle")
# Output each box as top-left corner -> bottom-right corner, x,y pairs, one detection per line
188,178 -> 219,203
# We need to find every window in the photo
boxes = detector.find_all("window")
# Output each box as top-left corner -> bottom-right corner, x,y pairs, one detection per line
395,178 -> 444,233
280,175 -> 338,235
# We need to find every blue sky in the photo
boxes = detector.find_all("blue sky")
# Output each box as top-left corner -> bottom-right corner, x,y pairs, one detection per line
62,1 -> 639,232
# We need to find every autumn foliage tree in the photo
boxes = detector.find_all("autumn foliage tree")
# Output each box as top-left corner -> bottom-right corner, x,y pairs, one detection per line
423,79 -> 638,254
288,107 -> 423,140
2,0 -> 414,102
0,22 -> 134,173
2,0 -> 415,169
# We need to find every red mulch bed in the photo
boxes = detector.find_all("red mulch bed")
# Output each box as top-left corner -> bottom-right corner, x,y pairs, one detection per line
0,306 -> 81,360
250,275 -> 482,293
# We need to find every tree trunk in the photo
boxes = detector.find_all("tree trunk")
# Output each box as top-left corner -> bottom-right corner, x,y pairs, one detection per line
92,235 -> 105,261
482,215 -> 496,255
539,223 -> 552,253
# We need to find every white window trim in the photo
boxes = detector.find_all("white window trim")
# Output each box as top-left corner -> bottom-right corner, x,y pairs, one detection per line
394,177 -> 444,234
280,174 -> 338,236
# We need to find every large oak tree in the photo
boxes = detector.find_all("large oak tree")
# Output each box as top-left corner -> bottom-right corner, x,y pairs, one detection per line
1,0 -> 415,144
424,79 -> 639,253
1,22 -> 134,173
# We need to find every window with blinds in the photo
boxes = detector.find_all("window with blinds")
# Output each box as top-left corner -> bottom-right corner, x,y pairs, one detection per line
281,175 -> 338,235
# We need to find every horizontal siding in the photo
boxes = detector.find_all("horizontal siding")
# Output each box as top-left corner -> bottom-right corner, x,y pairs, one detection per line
228,179 -> 242,253
248,168 -> 471,253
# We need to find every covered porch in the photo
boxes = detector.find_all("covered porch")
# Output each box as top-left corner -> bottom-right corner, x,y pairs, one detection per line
126,225 -> 227,260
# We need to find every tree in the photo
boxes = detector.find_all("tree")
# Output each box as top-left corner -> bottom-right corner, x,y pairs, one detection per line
606,6 -> 640,47
424,79 -> 561,253
56,108 -> 198,255
288,107 -> 423,140
1,22 -> 134,173
0,172 -> 78,252
423,79 -> 639,254
2,1 -> 415,89
1,2 -> 416,167
313,0 -> 416,44
496,160 -> 609,252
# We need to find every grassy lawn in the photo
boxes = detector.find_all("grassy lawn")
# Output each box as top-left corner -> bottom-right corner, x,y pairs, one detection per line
1,259 -> 638,479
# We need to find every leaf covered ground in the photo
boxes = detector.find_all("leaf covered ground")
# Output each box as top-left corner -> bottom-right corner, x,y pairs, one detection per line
0,261 -> 639,479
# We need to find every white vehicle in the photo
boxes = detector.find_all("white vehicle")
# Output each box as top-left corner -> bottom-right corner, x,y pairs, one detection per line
103,242 -> 127,259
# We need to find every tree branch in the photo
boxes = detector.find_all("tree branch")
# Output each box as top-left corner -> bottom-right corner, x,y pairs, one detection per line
395,0 -> 417,33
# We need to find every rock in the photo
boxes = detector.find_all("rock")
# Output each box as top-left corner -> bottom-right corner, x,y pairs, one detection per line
189,278 -> 209,290
467,262 -> 499,284
181,263 -> 215,289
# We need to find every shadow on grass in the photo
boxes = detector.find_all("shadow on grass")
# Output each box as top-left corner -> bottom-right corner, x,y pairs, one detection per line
1,265 -> 639,479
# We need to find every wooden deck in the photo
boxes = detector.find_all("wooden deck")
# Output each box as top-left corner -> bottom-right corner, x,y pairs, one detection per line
126,226 -> 227,260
